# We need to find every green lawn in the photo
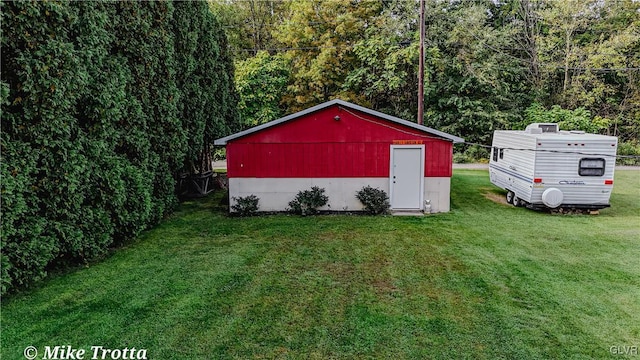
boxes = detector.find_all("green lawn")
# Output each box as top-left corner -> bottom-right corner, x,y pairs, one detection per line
2,170 -> 639,359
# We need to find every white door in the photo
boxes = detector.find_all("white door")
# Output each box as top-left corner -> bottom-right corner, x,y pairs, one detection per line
390,146 -> 424,209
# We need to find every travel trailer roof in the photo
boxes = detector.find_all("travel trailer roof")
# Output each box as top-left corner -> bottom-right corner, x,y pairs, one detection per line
497,129 -> 618,142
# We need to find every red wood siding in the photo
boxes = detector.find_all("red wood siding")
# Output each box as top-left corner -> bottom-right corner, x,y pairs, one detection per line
227,105 -> 453,178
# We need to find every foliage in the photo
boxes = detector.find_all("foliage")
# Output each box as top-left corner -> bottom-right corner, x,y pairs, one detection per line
420,1 -> 533,144
0,1 -> 237,294
617,140 -> 640,165
231,195 -> 260,216
173,1 -> 239,168
213,147 -> 227,161
272,0 -> 382,111
523,103 -> 611,133
534,0 -> 640,140
215,0 -> 638,145
452,152 -> 470,164
287,186 -> 329,215
454,145 -> 490,164
467,145 -> 490,163
235,51 -> 291,128
355,186 -> 390,215
209,0 -> 289,56
344,11 -> 419,118
2,171 -> 638,358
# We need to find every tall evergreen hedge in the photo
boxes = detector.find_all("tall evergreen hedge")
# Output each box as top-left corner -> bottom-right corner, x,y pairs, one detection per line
0,1 -> 238,294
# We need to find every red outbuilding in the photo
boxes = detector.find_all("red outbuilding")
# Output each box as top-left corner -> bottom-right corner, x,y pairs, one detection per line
215,99 -> 464,213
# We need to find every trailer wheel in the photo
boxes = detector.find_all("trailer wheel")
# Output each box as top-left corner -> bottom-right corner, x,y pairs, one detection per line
506,191 -> 515,204
512,196 -> 523,207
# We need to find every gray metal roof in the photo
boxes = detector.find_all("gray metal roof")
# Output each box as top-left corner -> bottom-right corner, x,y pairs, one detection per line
214,99 -> 464,145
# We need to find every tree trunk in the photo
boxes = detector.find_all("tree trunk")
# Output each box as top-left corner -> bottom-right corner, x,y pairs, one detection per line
563,29 -> 571,92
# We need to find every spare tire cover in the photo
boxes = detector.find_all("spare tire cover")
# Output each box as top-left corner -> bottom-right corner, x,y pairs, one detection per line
542,188 -> 563,208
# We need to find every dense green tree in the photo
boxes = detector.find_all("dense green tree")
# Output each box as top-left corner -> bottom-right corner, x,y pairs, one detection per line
418,1 -> 534,143
235,51 -> 290,127
344,0 -> 420,120
2,0 -> 101,291
538,0 -> 598,96
568,1 -> 639,139
173,1 -> 239,173
209,0 -> 289,57
272,0 -> 382,111
1,0 -> 237,294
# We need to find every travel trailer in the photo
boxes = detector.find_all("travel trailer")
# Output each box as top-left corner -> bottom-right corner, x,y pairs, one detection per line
489,123 -> 618,210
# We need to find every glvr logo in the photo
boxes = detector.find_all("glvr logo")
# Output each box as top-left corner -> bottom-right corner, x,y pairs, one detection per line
610,345 -> 638,355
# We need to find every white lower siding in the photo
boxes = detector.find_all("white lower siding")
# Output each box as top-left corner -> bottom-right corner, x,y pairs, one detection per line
423,177 -> 451,213
229,177 -> 451,213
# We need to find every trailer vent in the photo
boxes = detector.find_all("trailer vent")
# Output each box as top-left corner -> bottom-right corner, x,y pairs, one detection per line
525,123 -> 559,134
539,124 -> 558,133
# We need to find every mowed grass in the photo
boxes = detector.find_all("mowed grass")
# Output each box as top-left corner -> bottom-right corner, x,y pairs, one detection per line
2,170 -> 639,359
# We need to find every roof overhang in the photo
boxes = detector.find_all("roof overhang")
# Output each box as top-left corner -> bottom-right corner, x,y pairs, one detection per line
214,99 -> 465,145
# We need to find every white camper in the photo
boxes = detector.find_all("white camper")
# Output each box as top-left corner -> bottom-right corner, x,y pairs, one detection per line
489,123 -> 618,210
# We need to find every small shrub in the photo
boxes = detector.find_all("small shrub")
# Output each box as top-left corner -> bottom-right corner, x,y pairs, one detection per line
617,140 -> 640,166
454,145 -> 489,164
213,147 -> 226,161
231,195 -> 260,216
453,152 -> 470,164
465,145 -> 490,163
356,186 -> 390,215
288,186 -> 328,215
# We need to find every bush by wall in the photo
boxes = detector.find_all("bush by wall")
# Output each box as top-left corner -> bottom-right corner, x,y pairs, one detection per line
231,195 -> 260,216
288,187 -> 329,216
0,1 -> 238,294
355,186 -> 390,215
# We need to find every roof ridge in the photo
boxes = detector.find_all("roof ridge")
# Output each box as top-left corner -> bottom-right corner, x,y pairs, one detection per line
214,99 -> 464,145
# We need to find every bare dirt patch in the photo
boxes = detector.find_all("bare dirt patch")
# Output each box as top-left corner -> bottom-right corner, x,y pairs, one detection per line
323,261 -> 355,281
480,187 -> 509,206
479,187 -> 599,215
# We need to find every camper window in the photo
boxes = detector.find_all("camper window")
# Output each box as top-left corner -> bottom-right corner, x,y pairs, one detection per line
499,149 -> 504,159
493,147 -> 498,161
579,158 -> 605,176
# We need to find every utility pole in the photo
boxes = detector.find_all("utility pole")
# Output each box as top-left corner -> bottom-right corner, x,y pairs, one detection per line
417,0 -> 425,125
